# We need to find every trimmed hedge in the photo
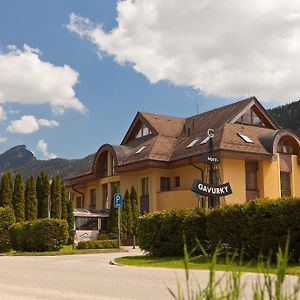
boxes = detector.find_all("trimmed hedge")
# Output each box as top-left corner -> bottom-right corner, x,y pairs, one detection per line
77,239 -> 118,250
138,198 -> 300,259
9,218 -> 68,252
138,209 -> 207,256
0,207 -> 15,252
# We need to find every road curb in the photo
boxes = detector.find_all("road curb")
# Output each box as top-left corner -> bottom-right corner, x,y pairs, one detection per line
109,259 -> 123,266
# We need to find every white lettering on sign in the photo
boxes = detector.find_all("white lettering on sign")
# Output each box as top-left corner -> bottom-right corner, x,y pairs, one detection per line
191,179 -> 232,197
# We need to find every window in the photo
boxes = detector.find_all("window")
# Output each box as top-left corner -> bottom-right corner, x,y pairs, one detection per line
238,108 -> 265,126
277,138 -> 296,154
89,189 -> 96,210
75,217 -> 99,230
135,123 -> 151,139
245,162 -> 258,190
186,138 -> 199,148
238,133 -> 254,143
160,177 -> 170,192
141,177 -> 149,196
135,145 -> 148,154
280,172 -> 291,197
76,196 -> 83,208
200,136 -> 210,145
175,176 -> 180,188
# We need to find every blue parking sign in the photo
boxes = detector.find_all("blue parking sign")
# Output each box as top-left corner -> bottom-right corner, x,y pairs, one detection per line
113,194 -> 123,208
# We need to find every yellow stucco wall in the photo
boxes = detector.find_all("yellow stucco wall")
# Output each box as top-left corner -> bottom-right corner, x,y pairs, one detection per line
221,157 -> 246,204
258,155 -> 281,199
291,155 -> 300,197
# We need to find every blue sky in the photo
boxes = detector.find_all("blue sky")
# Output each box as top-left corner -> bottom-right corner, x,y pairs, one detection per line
0,1 -> 298,159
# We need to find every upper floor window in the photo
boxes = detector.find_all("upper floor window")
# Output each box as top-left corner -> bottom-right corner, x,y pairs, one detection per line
238,108 -> 265,126
89,189 -> 96,210
277,137 -> 297,154
141,177 -> 149,196
76,195 -> 83,208
136,123 -> 152,139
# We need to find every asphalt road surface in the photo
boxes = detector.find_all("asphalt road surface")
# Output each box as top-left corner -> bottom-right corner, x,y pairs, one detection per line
0,247 -> 298,299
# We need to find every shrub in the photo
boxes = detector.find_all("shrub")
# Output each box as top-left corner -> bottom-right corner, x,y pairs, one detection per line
77,239 -> 118,250
138,208 -> 207,256
207,197 -> 300,259
0,207 -> 15,252
9,218 -> 68,252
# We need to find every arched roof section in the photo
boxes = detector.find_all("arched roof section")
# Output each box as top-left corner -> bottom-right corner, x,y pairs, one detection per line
92,143 -> 132,175
272,129 -> 300,156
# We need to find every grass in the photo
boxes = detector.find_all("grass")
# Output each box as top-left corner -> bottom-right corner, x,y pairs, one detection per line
115,255 -> 300,275
0,245 -> 126,256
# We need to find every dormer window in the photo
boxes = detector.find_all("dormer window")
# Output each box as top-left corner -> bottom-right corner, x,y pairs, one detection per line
186,138 -> 199,148
238,133 -> 254,143
135,123 -> 151,139
238,108 -> 265,126
200,136 -> 210,145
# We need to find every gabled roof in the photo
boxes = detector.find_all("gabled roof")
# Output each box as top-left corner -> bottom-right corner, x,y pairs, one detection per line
66,96 -> 299,185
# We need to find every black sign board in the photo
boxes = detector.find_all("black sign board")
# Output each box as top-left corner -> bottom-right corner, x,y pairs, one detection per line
203,154 -> 220,164
191,179 -> 232,197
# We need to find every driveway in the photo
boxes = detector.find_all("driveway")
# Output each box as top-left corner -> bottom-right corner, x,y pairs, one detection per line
0,247 -> 298,299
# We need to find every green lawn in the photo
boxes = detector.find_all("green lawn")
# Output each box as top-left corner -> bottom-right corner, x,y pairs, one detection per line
0,245 -> 126,256
115,255 -> 300,275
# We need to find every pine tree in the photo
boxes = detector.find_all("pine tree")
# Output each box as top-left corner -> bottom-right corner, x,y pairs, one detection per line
130,186 -> 139,237
61,185 -> 68,221
25,175 -> 37,220
0,172 -> 13,208
121,189 -> 133,239
36,171 -> 50,218
50,176 -> 61,219
107,183 -> 119,234
66,195 -> 74,244
12,172 -> 25,222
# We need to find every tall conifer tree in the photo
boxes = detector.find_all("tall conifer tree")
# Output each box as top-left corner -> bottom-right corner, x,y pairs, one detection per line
107,183 -> 119,234
130,186 -> 139,237
121,189 -> 133,239
66,195 -> 74,244
50,176 -> 61,219
25,175 -> 37,220
12,172 -> 25,222
36,171 -> 50,218
61,185 -> 68,221
0,172 -> 13,208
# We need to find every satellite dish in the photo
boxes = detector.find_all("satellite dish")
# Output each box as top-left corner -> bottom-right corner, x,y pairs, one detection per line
207,129 -> 215,138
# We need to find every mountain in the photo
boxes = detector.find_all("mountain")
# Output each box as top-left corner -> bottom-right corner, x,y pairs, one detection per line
268,100 -> 300,137
0,145 -> 95,180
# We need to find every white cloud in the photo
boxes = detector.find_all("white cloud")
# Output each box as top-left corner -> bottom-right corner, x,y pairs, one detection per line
0,106 -> 6,121
68,1 -> 300,104
7,115 -> 59,134
0,44 -> 85,114
0,136 -> 7,143
36,139 -> 57,159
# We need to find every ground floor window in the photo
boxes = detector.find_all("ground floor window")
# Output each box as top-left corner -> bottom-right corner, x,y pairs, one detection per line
102,184 -> 109,209
76,195 -> 83,208
141,177 -> 149,196
175,176 -> 180,188
245,161 -> 259,201
75,217 -> 100,230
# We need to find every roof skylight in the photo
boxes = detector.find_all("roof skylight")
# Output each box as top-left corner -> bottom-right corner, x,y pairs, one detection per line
135,145 -> 148,154
200,136 -> 210,145
238,133 -> 254,143
186,138 -> 199,148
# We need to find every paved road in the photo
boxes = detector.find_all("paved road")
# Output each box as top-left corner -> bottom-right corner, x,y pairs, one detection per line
0,248 -> 298,299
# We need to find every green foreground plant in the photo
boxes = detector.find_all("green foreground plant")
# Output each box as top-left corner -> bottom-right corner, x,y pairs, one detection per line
168,238 -> 300,300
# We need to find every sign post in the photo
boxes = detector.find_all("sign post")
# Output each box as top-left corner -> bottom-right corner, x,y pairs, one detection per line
114,193 -> 123,248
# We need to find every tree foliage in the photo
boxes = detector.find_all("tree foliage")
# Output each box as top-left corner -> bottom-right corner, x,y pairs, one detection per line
0,172 -> 13,208
12,172 -> 25,222
107,183 -> 120,234
61,185 -> 68,221
130,186 -> 139,237
36,171 -> 50,218
121,189 -> 133,239
25,175 -> 37,221
50,176 -> 62,219
66,193 -> 74,244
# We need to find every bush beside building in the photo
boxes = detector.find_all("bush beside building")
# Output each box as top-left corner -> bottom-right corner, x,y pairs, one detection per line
138,197 -> 300,259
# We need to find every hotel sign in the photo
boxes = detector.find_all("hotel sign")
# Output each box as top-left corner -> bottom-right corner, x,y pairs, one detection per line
203,154 -> 220,164
191,179 -> 232,197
